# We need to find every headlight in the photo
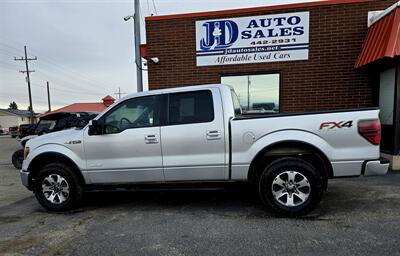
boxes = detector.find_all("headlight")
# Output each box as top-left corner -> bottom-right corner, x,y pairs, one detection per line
23,147 -> 30,160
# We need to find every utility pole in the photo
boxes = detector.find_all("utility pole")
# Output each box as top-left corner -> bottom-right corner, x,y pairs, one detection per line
14,46 -> 37,124
114,87 -> 126,99
47,81 -> 51,112
134,0 -> 143,92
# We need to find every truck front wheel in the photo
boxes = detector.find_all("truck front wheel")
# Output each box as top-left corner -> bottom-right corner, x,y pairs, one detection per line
33,163 -> 83,212
258,157 -> 323,217
11,149 -> 24,169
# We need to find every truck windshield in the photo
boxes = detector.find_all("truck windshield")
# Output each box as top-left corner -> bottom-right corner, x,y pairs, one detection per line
231,90 -> 242,116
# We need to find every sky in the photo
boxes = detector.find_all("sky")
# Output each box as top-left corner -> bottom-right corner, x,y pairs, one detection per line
0,0 -> 321,113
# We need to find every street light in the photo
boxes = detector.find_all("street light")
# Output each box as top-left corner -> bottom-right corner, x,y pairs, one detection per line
124,0 -> 143,92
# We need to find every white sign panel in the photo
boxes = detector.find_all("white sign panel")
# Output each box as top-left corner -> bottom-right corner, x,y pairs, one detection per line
195,12 -> 309,66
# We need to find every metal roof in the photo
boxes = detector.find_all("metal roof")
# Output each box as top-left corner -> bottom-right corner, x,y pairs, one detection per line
355,2 -> 400,68
0,109 -> 35,117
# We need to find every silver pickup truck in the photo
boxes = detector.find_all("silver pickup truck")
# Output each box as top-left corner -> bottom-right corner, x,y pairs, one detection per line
20,84 -> 388,216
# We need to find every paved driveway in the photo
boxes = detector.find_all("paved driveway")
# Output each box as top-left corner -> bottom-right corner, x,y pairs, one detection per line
0,136 -> 399,256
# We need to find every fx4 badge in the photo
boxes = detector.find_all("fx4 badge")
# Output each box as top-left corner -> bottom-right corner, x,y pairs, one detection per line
319,121 -> 353,130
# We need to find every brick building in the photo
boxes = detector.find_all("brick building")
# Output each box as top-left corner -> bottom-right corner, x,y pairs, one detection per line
143,0 -> 400,168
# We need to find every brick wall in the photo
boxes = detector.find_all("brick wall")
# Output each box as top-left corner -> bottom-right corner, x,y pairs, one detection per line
145,0 -> 396,112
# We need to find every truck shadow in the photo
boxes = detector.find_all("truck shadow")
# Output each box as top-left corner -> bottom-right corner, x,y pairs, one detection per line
80,184 -> 328,219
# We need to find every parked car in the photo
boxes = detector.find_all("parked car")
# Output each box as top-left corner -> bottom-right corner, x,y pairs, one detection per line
18,124 -> 36,139
0,127 -> 9,135
11,112 -> 98,169
20,84 -> 388,216
9,126 -> 18,138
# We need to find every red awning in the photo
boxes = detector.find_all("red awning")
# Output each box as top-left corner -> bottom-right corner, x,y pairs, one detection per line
355,3 -> 400,68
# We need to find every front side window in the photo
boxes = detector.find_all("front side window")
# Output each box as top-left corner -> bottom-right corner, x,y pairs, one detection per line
222,73 -> 280,114
104,96 -> 156,134
169,90 -> 214,125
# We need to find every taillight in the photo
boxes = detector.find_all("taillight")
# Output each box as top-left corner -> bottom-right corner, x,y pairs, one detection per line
18,126 -> 22,135
358,119 -> 381,145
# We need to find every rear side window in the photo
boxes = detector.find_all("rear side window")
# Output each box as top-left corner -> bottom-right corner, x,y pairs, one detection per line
168,90 -> 214,125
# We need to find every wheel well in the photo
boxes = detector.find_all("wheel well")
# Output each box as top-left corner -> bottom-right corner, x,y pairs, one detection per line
28,153 -> 85,188
247,141 -> 333,190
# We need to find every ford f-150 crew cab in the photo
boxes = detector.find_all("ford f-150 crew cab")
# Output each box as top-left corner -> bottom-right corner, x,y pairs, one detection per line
20,84 -> 389,216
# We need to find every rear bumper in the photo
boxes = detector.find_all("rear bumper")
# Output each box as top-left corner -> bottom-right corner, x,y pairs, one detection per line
362,158 -> 389,176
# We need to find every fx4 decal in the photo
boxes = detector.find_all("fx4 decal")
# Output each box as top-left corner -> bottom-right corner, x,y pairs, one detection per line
319,121 -> 353,130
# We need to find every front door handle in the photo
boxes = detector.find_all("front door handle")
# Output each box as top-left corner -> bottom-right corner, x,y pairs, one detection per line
145,134 -> 159,144
206,130 -> 222,140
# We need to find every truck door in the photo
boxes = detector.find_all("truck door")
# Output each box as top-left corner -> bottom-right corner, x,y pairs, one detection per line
161,88 -> 227,181
83,95 -> 164,183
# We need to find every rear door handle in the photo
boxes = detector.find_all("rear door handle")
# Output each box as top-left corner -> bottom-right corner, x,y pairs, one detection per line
145,134 -> 159,144
206,130 -> 222,140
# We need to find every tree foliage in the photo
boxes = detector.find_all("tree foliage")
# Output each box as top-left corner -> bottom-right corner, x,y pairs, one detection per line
8,101 -> 18,110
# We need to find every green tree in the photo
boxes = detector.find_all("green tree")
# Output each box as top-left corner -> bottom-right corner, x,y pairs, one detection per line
8,101 -> 18,110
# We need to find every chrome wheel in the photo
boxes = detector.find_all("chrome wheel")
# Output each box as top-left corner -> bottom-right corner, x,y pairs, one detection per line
41,174 -> 70,204
271,171 -> 311,207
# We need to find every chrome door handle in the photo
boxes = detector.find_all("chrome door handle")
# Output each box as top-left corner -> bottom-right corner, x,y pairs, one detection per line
145,134 -> 159,144
206,130 -> 222,140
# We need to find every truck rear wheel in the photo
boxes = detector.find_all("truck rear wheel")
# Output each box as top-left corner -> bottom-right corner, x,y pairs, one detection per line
258,157 -> 323,217
33,163 -> 83,212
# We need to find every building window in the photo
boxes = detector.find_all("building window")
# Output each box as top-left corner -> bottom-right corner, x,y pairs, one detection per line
379,68 -> 396,125
221,73 -> 280,114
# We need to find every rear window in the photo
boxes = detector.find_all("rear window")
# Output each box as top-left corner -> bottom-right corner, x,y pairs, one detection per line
168,90 -> 214,125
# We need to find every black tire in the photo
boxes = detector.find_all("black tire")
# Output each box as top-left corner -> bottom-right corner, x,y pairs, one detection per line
11,149 -> 24,169
258,157 -> 323,217
33,163 -> 83,212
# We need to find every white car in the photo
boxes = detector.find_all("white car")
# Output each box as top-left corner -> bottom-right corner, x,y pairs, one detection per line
20,84 -> 388,216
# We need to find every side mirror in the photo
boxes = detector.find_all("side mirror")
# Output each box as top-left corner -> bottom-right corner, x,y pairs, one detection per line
88,120 -> 103,135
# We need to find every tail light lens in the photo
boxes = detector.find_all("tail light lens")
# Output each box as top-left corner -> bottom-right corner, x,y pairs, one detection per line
18,126 -> 22,135
358,119 -> 381,145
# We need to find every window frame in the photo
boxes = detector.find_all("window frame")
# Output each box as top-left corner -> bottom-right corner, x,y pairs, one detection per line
166,90 -> 215,126
99,95 -> 162,134
220,71 -> 282,114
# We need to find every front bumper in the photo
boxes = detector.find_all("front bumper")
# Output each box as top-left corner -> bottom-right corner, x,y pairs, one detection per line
20,170 -> 32,190
362,158 -> 390,176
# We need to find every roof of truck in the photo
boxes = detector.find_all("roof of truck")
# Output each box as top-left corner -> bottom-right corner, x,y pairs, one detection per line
121,84 -> 231,101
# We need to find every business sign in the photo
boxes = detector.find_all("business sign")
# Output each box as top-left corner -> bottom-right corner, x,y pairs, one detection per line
195,12 -> 309,66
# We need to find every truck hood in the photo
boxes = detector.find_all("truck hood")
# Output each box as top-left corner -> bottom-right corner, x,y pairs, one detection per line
26,128 -> 84,151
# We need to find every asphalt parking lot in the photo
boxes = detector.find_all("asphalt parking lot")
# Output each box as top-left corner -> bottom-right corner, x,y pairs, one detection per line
0,136 -> 400,256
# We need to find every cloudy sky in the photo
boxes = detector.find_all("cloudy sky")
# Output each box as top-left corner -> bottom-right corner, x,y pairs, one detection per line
0,0 -> 320,113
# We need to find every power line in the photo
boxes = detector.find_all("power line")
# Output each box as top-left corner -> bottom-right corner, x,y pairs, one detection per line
152,0 -> 158,15
146,0 -> 150,15
1,41 -> 111,91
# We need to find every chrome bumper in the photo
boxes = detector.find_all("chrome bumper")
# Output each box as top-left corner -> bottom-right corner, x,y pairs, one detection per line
20,170 -> 31,190
363,158 -> 389,176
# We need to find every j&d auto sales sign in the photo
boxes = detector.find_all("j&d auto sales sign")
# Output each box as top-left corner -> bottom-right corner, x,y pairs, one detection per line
195,12 -> 309,66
